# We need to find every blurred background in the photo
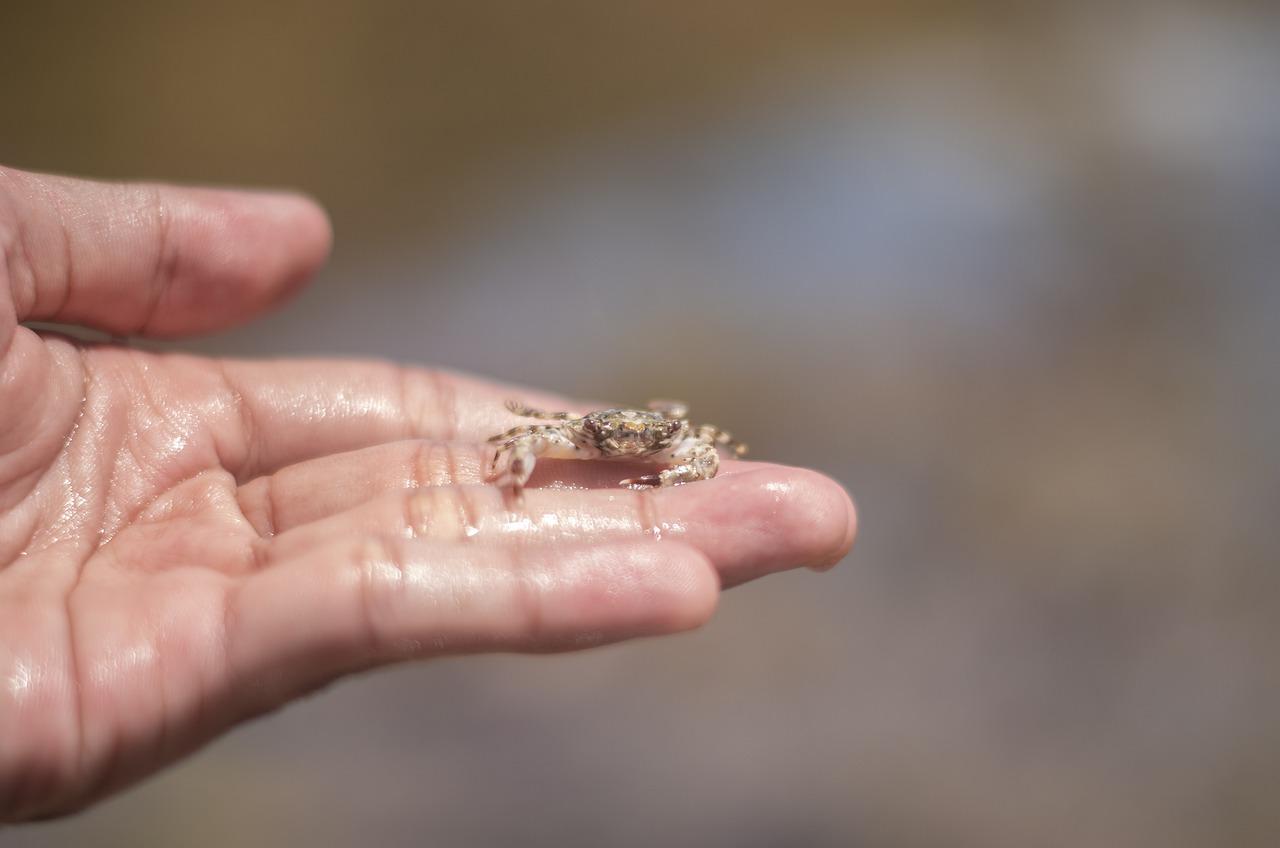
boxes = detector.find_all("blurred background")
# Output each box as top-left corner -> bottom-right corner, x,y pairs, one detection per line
4,1 -> 1279,845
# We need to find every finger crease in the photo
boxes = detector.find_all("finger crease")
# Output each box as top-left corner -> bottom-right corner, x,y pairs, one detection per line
9,212 -> 42,319
409,440 -> 433,490
403,488 -> 431,540
137,187 -> 175,336
218,361 -> 258,481
356,536 -> 402,655
258,475 -> 279,538
247,536 -> 272,572
441,442 -> 461,486
48,190 -> 75,323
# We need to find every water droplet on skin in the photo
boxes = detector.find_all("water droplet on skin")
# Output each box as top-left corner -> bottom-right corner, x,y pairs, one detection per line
542,480 -> 589,491
6,661 -> 34,699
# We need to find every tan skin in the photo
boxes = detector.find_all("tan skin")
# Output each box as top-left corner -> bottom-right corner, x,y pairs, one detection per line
0,166 -> 856,821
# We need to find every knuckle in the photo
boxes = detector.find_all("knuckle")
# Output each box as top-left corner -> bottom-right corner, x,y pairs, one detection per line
146,186 -> 174,276
392,363 -> 419,437
399,486 -> 469,541
0,218 -> 36,320
400,484 -> 494,542
409,441 -> 471,488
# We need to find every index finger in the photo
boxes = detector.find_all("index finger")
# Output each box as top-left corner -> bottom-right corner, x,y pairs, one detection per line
211,356 -> 588,480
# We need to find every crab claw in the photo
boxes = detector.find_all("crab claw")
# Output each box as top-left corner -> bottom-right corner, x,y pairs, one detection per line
621,474 -> 663,489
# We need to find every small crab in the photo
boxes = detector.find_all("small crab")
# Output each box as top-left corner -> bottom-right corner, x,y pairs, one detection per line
487,399 -> 747,494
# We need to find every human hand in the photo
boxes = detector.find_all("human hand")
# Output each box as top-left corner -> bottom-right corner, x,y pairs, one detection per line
0,167 -> 856,821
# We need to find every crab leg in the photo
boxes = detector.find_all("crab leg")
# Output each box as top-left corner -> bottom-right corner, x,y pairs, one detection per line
621,435 -> 721,489
646,399 -> 689,420
697,423 -> 748,458
488,423 -> 546,447
505,400 -> 575,420
489,427 -> 578,493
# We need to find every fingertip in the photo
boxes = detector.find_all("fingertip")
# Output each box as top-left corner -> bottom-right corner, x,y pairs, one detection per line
641,541 -> 721,633
558,541 -> 719,638
246,190 -> 334,280
143,186 -> 333,337
810,481 -> 857,573
249,190 -> 333,311
766,467 -> 856,571
669,466 -> 857,585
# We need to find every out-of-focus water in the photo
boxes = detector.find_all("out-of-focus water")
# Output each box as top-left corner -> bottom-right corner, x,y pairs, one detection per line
4,3 -> 1279,845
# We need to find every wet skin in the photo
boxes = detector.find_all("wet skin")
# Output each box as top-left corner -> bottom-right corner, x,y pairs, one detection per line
0,166 -> 856,820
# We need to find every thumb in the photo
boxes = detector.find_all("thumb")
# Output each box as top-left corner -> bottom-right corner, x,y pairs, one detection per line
0,165 -> 331,339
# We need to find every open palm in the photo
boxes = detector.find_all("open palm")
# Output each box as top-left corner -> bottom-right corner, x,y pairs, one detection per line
0,167 -> 855,821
